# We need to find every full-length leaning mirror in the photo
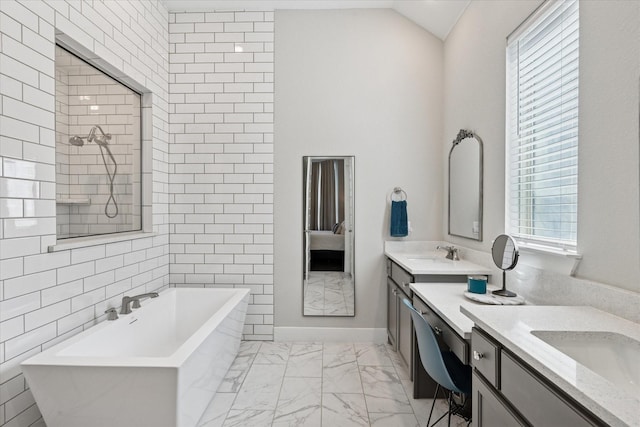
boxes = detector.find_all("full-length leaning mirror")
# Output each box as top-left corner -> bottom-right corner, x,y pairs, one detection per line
449,129 -> 483,241
303,156 -> 355,316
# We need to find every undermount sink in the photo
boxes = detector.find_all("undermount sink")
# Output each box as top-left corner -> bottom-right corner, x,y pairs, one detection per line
531,330 -> 640,398
406,256 -> 451,262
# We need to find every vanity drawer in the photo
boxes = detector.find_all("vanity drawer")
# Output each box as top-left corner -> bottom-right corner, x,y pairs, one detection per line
501,351 -> 600,427
471,327 -> 499,387
391,262 -> 413,297
412,296 -> 468,364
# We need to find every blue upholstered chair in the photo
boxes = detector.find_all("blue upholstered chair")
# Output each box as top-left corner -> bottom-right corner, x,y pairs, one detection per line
402,298 -> 472,426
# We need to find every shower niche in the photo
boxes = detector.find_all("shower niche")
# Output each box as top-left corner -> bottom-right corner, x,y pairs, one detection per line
55,45 -> 142,239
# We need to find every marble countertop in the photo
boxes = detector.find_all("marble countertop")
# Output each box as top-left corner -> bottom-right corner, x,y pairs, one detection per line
462,305 -> 640,427
385,241 -> 492,276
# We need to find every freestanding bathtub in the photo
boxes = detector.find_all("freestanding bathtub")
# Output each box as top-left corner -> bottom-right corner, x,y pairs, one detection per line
22,288 -> 249,427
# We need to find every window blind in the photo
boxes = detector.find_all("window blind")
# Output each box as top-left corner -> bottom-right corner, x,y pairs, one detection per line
506,0 -> 579,250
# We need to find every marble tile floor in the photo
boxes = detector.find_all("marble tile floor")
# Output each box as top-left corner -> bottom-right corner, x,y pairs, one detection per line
197,341 -> 469,427
303,272 -> 355,316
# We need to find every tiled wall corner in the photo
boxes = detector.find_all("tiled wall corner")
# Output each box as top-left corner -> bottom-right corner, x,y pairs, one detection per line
0,1 -> 170,426
168,10 -> 275,341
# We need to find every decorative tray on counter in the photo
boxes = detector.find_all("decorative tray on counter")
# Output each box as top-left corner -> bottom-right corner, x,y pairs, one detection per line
463,287 -> 525,305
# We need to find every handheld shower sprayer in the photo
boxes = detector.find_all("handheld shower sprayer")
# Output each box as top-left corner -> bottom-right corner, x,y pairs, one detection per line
68,125 -> 119,219
87,125 -> 112,146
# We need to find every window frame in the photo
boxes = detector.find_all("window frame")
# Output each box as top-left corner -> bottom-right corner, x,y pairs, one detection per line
505,0 -> 580,254
53,40 -> 148,244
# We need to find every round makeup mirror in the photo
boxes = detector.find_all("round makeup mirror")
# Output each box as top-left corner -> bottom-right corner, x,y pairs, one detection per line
491,234 -> 519,297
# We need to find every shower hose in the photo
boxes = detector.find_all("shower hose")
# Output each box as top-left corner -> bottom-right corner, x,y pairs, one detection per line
98,143 -> 118,218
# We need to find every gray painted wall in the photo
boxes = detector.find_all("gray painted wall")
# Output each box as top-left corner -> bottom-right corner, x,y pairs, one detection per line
443,0 -> 640,292
274,9 -> 444,329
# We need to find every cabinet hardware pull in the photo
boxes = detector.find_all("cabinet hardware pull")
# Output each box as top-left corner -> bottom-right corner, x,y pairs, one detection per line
473,350 -> 484,360
433,326 -> 442,335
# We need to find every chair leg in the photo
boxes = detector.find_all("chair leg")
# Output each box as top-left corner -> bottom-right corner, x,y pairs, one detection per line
427,390 -> 452,427
426,384 -> 440,426
426,388 -> 473,427
430,411 -> 450,427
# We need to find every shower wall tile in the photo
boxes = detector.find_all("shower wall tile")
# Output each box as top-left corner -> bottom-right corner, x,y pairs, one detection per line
169,10 -> 274,341
0,1 -> 170,426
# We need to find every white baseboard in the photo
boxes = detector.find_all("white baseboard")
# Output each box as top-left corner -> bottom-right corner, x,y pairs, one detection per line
274,327 -> 387,343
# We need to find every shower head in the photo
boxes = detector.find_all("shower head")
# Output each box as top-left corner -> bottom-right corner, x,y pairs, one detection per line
69,135 -> 85,146
69,125 -> 111,147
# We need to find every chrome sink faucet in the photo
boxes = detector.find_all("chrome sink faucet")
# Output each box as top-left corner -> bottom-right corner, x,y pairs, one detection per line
120,292 -> 159,315
437,245 -> 460,261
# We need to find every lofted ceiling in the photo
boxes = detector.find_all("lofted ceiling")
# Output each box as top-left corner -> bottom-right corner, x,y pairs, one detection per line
161,0 -> 471,40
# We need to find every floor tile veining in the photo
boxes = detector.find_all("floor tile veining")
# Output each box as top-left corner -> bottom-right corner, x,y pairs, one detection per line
304,272 -> 355,316
197,341 -> 468,427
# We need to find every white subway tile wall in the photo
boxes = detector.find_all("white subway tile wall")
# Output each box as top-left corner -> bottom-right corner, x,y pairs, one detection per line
168,11 -> 275,341
0,1 -> 170,426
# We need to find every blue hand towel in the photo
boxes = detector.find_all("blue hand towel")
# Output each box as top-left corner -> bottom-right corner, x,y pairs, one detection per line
390,200 -> 408,237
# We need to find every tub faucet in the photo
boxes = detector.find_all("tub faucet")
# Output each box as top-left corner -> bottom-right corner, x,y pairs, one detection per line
104,308 -> 119,320
120,292 -> 159,315
437,245 -> 460,261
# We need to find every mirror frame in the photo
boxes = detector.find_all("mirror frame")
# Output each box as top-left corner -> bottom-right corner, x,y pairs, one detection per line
448,129 -> 484,241
302,156 -> 356,317
491,234 -> 519,297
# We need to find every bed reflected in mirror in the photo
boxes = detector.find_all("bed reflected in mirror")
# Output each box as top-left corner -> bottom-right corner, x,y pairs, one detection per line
303,156 -> 355,316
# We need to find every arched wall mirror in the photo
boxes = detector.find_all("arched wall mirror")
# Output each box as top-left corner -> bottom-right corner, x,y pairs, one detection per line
448,129 -> 483,241
303,156 -> 355,316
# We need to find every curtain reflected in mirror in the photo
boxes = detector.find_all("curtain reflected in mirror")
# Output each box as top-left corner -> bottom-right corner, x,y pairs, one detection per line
303,156 -> 355,316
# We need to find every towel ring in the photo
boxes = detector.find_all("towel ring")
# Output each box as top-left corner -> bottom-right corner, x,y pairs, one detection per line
391,187 -> 407,202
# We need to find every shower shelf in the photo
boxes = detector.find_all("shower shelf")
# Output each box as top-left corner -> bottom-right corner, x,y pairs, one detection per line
56,198 -> 91,205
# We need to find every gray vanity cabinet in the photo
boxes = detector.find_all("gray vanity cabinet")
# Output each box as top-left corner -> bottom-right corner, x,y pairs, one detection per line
472,371 -> 526,427
501,353 -> 600,427
471,328 -> 605,427
386,260 -> 412,369
387,278 -> 398,349
386,257 -> 475,391
398,292 -> 412,368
